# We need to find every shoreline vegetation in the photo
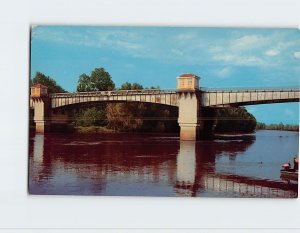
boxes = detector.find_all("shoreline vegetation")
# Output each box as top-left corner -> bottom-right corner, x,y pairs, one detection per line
74,126 -> 115,134
30,69 -> 299,135
72,126 -> 299,134
256,122 -> 299,132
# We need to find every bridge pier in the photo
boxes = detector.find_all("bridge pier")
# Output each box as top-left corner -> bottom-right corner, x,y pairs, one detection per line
178,91 -> 201,140
32,98 -> 51,133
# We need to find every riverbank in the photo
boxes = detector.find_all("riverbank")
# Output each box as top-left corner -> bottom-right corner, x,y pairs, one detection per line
74,126 -> 115,134
214,132 -> 256,140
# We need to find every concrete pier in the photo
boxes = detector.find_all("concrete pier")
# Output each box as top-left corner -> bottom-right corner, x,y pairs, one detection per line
32,98 -> 51,133
177,91 -> 201,140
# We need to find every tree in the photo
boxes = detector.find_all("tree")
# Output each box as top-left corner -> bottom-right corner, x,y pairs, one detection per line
256,122 -> 299,131
131,83 -> 143,90
120,82 -> 132,90
120,82 -> 143,90
77,68 -> 115,92
76,74 -> 92,92
74,107 -> 106,127
106,102 -> 178,132
31,71 -> 66,93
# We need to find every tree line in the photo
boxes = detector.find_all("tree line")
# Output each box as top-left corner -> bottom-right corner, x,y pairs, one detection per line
30,67 -> 258,133
256,122 -> 299,131
215,107 -> 257,133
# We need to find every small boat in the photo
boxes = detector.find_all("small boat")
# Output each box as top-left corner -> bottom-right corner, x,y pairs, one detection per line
280,157 -> 298,183
281,169 -> 298,181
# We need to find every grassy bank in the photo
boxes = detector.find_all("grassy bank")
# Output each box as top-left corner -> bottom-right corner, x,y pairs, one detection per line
74,126 -> 115,134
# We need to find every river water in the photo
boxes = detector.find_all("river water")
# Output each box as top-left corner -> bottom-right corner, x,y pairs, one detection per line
28,130 -> 298,198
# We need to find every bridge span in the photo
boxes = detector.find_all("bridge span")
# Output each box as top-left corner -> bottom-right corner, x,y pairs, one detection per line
30,88 -> 300,109
202,88 -> 299,107
30,74 -> 299,140
49,89 -> 178,108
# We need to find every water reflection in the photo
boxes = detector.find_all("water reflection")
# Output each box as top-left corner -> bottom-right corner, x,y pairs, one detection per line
174,139 -> 297,197
28,132 -> 298,197
175,141 -> 196,197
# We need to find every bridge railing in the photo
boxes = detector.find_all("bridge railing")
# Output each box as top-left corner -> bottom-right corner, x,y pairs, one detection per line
201,86 -> 300,92
47,87 -> 299,97
50,89 -> 177,98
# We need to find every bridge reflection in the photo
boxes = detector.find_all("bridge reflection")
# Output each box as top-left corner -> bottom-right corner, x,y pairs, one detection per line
28,133 -> 297,197
175,140 -> 297,198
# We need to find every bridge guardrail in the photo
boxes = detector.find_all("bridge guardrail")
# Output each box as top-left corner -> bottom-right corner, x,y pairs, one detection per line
201,86 -> 300,92
48,88 -> 299,98
50,89 -> 177,97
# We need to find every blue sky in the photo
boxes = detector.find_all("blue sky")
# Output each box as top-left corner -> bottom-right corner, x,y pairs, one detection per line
31,26 -> 299,124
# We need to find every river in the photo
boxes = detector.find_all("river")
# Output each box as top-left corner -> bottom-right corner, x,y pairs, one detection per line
28,130 -> 298,198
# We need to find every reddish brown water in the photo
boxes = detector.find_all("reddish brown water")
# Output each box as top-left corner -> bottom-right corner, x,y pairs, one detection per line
28,130 -> 298,197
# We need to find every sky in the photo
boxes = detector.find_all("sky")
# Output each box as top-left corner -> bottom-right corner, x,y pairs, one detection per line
30,26 -> 299,124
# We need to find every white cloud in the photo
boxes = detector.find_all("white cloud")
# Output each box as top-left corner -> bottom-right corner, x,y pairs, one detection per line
209,46 -> 224,53
265,49 -> 279,57
213,53 -> 265,66
213,67 -> 233,78
175,32 -> 197,41
294,51 -> 300,59
171,48 -> 184,57
232,35 -> 262,49
209,34 -> 271,67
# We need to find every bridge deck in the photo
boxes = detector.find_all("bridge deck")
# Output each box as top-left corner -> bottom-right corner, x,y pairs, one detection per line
30,87 -> 299,109
202,88 -> 299,107
49,89 -> 178,108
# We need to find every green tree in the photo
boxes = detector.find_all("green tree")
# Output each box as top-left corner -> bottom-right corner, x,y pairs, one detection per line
76,74 -> 91,92
120,82 -> 132,90
77,68 -> 115,92
120,82 -> 143,90
31,71 -> 66,93
148,85 -> 160,89
256,122 -> 299,131
131,83 -> 143,90
74,107 -> 106,127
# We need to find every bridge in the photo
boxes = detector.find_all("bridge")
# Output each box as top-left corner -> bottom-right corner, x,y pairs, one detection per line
30,74 -> 300,140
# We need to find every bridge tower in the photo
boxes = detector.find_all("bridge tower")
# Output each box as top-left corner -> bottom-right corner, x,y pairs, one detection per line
177,74 -> 201,140
30,84 -> 51,133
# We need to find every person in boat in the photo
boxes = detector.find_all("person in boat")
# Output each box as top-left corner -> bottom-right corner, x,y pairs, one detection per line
282,162 -> 291,170
294,157 -> 298,171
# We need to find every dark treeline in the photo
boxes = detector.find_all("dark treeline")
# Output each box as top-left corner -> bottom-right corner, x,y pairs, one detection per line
30,68 -> 258,133
215,107 -> 257,133
256,122 -> 299,131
